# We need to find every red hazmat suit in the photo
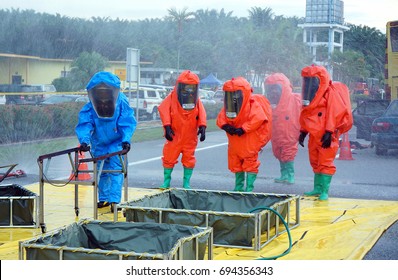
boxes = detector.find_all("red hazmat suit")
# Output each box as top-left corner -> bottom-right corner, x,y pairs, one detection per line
158,71 -> 207,169
300,65 -> 352,175
216,77 -> 272,173
265,73 -> 301,162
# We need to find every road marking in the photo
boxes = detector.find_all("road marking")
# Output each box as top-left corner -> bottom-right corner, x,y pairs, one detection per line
128,142 -> 227,166
196,142 -> 228,151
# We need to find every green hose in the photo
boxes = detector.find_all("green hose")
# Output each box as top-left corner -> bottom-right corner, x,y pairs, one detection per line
249,206 -> 292,260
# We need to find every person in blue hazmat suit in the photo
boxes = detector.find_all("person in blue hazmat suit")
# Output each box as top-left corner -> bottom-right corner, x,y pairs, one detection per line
75,71 -> 137,210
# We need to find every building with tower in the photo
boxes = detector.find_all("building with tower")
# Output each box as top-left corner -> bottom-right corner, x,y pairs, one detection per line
298,0 -> 349,78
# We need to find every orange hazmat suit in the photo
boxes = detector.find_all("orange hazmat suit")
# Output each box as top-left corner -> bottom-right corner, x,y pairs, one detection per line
300,65 -> 352,175
216,77 -> 271,174
158,71 -> 207,169
266,73 -> 301,162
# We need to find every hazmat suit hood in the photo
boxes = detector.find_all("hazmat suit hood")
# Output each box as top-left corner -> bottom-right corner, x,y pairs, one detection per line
172,70 -> 200,111
301,65 -> 331,109
222,77 -> 252,122
265,73 -> 294,109
86,71 -> 121,119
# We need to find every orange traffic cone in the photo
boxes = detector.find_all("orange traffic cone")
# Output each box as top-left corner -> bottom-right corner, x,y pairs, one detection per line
337,133 -> 354,160
69,147 -> 92,180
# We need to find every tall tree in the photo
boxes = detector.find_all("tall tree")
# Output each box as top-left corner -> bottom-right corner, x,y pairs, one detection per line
331,50 -> 370,87
52,51 -> 109,91
248,7 -> 274,29
166,7 -> 195,72
344,24 -> 385,80
0,8 -> 385,88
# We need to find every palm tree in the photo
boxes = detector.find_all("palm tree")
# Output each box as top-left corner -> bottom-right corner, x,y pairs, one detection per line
248,7 -> 274,29
344,24 -> 385,79
166,7 -> 195,73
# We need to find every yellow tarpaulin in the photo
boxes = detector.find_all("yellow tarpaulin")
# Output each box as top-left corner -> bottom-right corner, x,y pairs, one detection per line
1,184 -> 397,260
213,197 -> 398,260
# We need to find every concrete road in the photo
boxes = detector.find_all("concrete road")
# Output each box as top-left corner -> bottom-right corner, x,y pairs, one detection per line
127,130 -> 398,200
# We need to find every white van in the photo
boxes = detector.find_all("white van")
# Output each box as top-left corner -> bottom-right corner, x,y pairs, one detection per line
123,87 -> 164,120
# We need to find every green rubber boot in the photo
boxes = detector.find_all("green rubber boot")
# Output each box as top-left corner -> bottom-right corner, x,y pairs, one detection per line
319,174 -> 332,201
304,173 -> 322,196
246,172 -> 257,192
234,172 -> 245,191
274,161 -> 288,183
183,167 -> 193,189
159,168 -> 173,189
285,161 -> 295,184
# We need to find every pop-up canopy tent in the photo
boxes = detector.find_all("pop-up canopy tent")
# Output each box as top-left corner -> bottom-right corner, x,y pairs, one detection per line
200,73 -> 222,88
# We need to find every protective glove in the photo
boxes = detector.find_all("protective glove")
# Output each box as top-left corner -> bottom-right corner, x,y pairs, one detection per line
321,131 -> 332,148
197,126 -> 206,142
298,131 -> 308,147
79,143 -> 90,154
221,124 -> 236,135
234,128 -> 245,136
122,142 -> 131,152
164,125 -> 175,141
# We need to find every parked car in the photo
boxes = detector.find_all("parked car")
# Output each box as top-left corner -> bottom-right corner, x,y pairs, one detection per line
352,99 -> 390,140
123,87 -> 164,120
40,94 -> 89,105
371,99 -> 398,155
199,89 -> 216,105
213,90 -> 224,104
139,84 -> 169,98
0,84 -> 56,105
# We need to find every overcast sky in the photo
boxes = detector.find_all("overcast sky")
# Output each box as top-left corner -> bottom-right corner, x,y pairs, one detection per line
0,0 -> 396,33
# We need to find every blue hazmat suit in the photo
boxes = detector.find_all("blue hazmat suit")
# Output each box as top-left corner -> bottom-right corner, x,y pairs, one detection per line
75,71 -> 137,203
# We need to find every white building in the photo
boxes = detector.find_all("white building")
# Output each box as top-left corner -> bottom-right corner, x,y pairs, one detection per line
298,0 -> 350,78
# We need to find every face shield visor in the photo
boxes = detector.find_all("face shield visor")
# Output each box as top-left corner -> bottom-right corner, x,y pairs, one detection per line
302,77 -> 320,106
224,90 -> 244,119
177,83 -> 198,110
265,84 -> 282,108
88,83 -> 119,118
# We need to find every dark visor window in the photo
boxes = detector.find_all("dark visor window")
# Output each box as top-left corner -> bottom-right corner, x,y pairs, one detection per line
224,90 -> 243,118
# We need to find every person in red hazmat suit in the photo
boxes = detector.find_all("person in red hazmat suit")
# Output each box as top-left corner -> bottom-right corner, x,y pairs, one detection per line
216,77 -> 272,192
158,70 -> 207,189
299,65 -> 352,200
265,73 -> 301,184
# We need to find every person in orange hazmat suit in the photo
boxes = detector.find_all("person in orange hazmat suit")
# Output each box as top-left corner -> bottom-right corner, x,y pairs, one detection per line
158,70 -> 207,189
298,65 -> 352,200
216,77 -> 272,192
265,73 -> 301,184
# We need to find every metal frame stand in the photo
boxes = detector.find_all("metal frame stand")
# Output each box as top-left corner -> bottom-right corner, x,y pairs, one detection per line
37,147 -> 129,233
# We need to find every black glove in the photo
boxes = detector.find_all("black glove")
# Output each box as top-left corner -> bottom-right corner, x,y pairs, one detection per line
197,126 -> 206,142
122,142 -> 131,152
221,124 -> 236,135
298,132 -> 307,147
234,128 -> 245,136
164,125 -> 175,141
321,131 -> 332,148
79,143 -> 90,154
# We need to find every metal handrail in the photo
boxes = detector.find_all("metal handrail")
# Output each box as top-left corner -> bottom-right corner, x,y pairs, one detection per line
37,147 -> 81,162
37,146 -> 129,233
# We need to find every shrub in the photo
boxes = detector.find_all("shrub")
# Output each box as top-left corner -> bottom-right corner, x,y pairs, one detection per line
0,104 -> 84,144
203,103 -> 223,119
0,102 -> 221,145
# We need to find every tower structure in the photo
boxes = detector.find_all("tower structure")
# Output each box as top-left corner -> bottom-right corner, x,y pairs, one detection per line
298,0 -> 349,78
